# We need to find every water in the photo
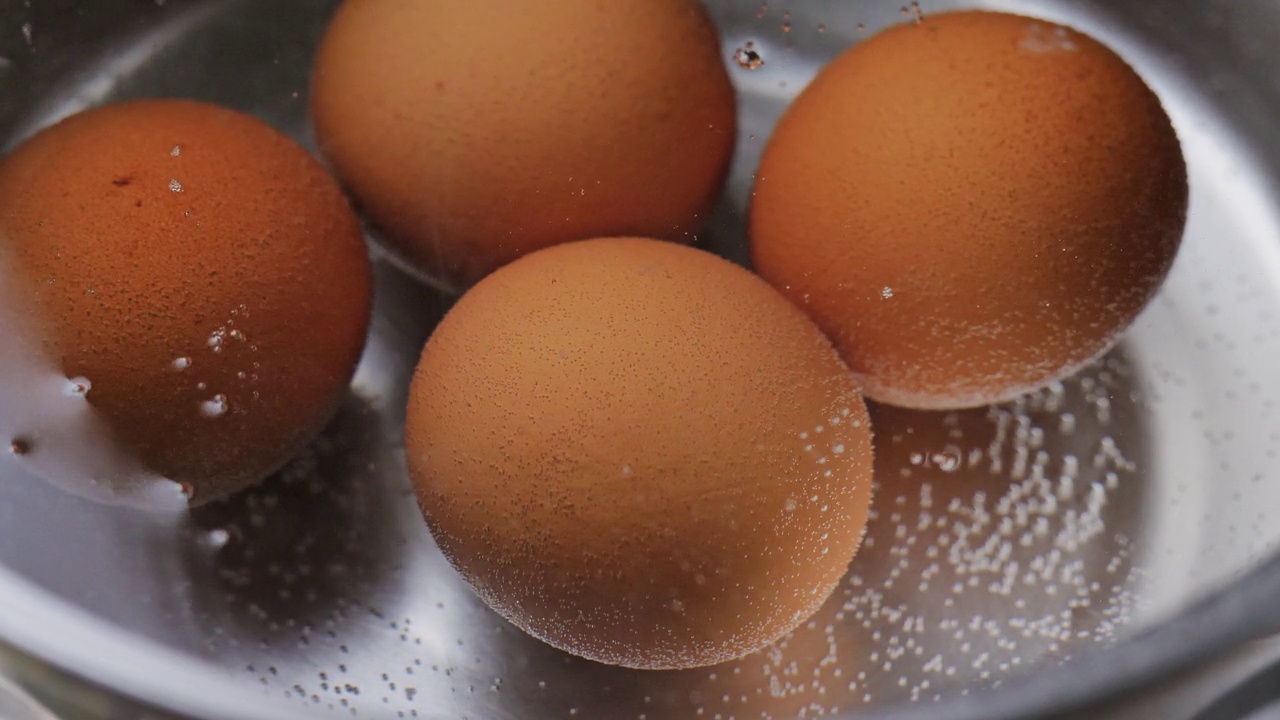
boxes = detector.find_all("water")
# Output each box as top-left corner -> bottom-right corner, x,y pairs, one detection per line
0,1 -> 1279,719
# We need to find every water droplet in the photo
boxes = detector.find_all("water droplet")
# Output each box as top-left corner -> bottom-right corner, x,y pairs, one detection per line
621,464 -> 633,478
170,145 -> 181,157
933,446 -> 962,472
200,394 -> 228,418
20,22 -> 32,46
171,356 -> 191,371
168,179 -> 183,193
882,286 -> 894,299
63,376 -> 91,397
734,42 -> 765,70
784,497 -> 798,512
201,528 -> 230,549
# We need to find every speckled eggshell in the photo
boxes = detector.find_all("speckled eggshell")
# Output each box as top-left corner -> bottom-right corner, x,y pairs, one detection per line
0,99 -> 372,503
405,238 -> 874,669
750,10 -> 1187,409
311,0 -> 737,290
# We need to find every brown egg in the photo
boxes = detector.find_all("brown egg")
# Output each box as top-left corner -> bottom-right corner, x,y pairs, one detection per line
750,11 -> 1187,409
0,99 -> 372,504
405,238 -> 874,669
311,0 -> 737,290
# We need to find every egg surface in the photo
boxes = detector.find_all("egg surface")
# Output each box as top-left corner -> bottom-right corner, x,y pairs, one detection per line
405,238 -> 874,669
750,10 -> 1187,409
0,99 -> 372,504
311,0 -> 737,290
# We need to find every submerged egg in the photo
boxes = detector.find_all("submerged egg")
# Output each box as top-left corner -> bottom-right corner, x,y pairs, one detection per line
750,10 -> 1187,409
0,99 -> 372,504
405,237 -> 874,670
311,0 -> 737,289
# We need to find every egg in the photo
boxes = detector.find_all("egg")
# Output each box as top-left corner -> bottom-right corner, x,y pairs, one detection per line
310,0 -> 737,290
0,99 -> 372,504
750,11 -> 1187,409
404,238 -> 874,669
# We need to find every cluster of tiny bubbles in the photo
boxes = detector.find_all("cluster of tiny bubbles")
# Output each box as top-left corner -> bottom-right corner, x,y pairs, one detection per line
701,353 -> 1145,715
155,346 -> 1148,719
501,352 -> 1150,720
197,306 -> 258,416
176,393 -> 448,717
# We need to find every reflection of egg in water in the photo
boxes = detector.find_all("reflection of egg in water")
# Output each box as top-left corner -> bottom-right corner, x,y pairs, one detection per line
311,0 -> 737,290
751,10 -> 1187,409
404,238 -> 874,670
0,99 -> 372,505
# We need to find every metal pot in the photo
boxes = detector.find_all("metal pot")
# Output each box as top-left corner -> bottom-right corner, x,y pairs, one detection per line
2,1 -> 1280,718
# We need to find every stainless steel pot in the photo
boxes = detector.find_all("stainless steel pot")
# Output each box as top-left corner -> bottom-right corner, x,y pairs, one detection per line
2,1 -> 1280,718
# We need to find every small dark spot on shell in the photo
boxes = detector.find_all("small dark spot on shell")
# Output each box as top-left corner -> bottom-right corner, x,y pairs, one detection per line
112,176 -> 133,187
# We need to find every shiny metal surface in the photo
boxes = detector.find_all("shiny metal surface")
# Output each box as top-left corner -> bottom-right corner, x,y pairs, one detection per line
1,0 -> 1280,718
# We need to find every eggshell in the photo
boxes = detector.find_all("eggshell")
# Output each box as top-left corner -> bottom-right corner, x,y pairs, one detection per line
404,238 -> 874,669
0,99 -> 372,503
311,0 -> 737,290
750,10 -> 1187,409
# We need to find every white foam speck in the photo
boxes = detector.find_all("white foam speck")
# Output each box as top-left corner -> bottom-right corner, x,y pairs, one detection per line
1019,22 -> 1078,53
200,394 -> 227,418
